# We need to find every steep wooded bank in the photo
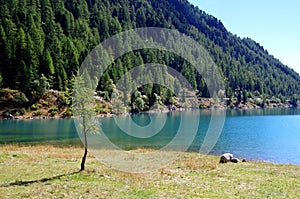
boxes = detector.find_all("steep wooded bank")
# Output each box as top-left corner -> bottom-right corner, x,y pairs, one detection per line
0,0 -> 299,117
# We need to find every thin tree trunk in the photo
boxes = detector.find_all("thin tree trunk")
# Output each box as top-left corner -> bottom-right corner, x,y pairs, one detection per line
80,124 -> 88,171
80,145 -> 87,171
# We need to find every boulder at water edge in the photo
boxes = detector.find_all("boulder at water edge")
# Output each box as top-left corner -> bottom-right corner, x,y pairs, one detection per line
219,153 -> 233,163
230,158 -> 240,163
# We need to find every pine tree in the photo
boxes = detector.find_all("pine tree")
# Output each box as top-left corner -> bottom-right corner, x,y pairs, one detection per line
63,38 -> 79,77
41,49 -> 55,78
27,14 -> 44,56
25,34 -> 38,82
73,74 -> 99,171
15,60 -> 32,94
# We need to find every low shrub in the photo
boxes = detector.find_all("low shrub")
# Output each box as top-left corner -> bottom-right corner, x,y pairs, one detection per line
31,104 -> 42,111
48,106 -> 59,117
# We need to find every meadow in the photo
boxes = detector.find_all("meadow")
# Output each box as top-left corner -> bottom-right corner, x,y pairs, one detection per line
1,145 -> 300,198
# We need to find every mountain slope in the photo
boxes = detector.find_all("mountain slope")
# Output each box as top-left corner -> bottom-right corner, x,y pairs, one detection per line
146,0 -> 300,98
0,0 -> 299,113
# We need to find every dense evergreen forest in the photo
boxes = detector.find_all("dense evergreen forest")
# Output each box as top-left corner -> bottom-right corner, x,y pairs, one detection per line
0,0 -> 299,117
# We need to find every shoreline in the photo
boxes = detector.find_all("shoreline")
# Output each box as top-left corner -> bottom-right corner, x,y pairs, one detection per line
1,88 -> 298,120
1,105 -> 298,121
0,143 -> 298,167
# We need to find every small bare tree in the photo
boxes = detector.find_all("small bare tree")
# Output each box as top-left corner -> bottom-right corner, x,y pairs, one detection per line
73,75 -> 99,171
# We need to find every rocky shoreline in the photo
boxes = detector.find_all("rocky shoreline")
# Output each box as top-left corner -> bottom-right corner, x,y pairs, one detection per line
1,104 -> 297,121
0,89 -> 298,120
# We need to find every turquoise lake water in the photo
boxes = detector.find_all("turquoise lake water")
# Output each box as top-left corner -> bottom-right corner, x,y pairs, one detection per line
0,108 -> 300,165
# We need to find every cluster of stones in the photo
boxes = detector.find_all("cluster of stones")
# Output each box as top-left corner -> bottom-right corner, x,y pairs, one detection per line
219,153 -> 246,163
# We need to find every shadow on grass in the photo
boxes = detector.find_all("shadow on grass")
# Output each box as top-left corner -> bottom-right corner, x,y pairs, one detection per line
1,170 -> 81,187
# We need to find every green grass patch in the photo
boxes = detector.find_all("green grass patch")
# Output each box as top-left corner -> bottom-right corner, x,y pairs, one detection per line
0,145 -> 300,198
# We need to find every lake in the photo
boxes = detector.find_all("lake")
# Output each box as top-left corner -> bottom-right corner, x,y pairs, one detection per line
0,108 -> 300,165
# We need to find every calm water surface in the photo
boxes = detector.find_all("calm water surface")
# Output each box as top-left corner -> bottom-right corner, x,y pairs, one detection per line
0,108 -> 299,165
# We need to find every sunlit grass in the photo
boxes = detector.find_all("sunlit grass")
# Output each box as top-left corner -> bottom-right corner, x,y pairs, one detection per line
1,145 -> 300,198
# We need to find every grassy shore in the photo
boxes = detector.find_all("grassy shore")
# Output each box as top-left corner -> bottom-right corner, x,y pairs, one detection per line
1,145 -> 300,198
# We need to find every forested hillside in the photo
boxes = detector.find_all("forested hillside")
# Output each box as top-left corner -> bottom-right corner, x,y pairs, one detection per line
0,0 -> 299,117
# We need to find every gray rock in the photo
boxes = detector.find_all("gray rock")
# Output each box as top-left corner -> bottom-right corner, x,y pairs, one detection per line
230,158 -> 240,163
219,153 -> 233,163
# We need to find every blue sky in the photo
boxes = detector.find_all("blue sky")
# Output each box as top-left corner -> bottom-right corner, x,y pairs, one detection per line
188,0 -> 300,74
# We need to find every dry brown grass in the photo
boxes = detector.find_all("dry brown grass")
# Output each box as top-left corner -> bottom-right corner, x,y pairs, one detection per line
176,153 -> 219,171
